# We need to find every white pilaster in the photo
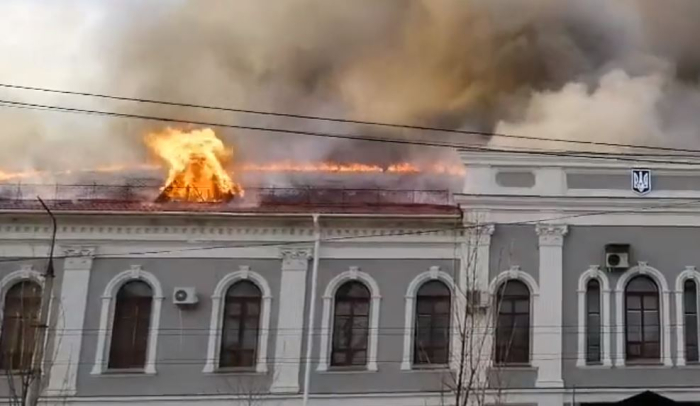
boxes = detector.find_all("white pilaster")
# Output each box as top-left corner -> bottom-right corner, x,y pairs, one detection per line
47,246 -> 95,395
270,248 -> 312,393
460,224 -> 495,293
534,224 -> 567,388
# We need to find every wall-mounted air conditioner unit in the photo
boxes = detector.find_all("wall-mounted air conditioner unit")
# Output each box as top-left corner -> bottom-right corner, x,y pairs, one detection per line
605,244 -> 630,271
173,287 -> 198,306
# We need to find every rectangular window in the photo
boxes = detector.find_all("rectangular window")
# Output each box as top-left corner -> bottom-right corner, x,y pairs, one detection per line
685,280 -> 699,363
586,280 -> 601,364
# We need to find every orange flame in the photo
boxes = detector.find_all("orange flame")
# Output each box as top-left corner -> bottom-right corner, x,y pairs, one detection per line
145,128 -> 243,202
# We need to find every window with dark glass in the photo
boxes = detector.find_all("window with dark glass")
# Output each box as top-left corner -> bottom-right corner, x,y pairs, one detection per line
0,281 -> 41,370
331,281 -> 370,367
586,279 -> 602,364
414,281 -> 451,365
625,276 -> 660,362
495,280 -> 530,365
220,281 -> 262,368
684,279 -> 699,363
108,281 -> 153,369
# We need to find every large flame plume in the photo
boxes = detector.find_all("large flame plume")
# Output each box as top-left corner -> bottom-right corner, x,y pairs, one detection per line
145,128 -> 243,203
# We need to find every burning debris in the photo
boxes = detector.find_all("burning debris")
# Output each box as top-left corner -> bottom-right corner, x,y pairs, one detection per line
145,128 -> 244,203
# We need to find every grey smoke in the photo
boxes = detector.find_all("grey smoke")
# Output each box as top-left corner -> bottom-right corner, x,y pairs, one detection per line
1,0 -> 700,184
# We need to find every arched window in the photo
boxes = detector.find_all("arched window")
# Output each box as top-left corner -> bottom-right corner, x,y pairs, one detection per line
684,279 -> 699,363
331,281 -> 370,367
625,276 -> 660,361
495,280 -> 530,365
0,281 -> 41,370
586,279 -> 602,364
108,281 -> 153,369
220,281 -> 262,368
414,281 -> 451,365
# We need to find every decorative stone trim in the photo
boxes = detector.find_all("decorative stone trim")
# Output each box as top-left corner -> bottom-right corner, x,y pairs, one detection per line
535,224 -> 568,246
675,266 -> 700,366
614,262 -> 672,367
318,268 -> 381,372
401,268 -> 457,370
91,266 -> 164,375
576,266 -> 612,367
203,267 -> 272,374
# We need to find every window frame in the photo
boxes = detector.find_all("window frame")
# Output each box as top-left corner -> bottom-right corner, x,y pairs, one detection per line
330,281 -> 371,368
107,280 -> 154,370
401,268 -> 456,371
494,280 -> 531,366
0,280 -> 42,371
682,279 -> 699,363
413,280 -> 451,366
576,267 -> 612,368
219,281 -> 263,369
0,268 -> 45,372
675,268 -> 700,366
624,276 -> 661,362
318,268 -> 381,372
614,264 -> 671,367
91,266 -> 164,375
585,279 -> 602,364
203,267 -> 272,374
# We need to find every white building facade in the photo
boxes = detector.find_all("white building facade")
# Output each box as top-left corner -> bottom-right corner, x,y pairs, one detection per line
0,152 -> 699,405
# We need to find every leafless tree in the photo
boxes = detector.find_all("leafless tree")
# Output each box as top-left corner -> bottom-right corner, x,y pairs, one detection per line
435,215 -> 511,406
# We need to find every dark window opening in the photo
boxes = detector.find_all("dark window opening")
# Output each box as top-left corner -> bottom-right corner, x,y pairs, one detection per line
495,280 -> 530,365
108,281 -> 153,370
331,281 -> 370,367
684,279 -> 699,363
586,279 -> 602,364
220,280 -> 262,368
0,281 -> 41,371
413,280 -> 451,365
625,276 -> 660,362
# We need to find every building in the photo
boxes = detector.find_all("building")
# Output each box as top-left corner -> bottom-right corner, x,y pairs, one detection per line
0,152 -> 699,405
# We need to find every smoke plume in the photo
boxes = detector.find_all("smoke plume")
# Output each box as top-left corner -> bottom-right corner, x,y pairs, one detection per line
2,0 -> 700,184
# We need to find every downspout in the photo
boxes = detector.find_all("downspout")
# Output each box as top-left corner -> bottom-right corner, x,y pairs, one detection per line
302,214 -> 321,406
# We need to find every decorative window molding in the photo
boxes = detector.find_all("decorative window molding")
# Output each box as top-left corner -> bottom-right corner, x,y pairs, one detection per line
0,265 -> 45,338
613,262 -> 672,367
675,266 -> 700,366
0,266 -> 44,371
576,266 -> 612,367
401,266 -> 457,370
203,266 -> 272,373
91,265 -> 164,375
318,267 -> 381,372
488,266 -> 539,367
0,265 -> 43,294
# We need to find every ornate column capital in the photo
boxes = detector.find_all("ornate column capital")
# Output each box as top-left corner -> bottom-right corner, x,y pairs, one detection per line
61,246 -> 96,270
279,248 -> 312,271
464,224 -> 495,246
536,224 -> 568,247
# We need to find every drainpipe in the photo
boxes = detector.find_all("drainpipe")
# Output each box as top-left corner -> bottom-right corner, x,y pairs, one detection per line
302,214 -> 321,406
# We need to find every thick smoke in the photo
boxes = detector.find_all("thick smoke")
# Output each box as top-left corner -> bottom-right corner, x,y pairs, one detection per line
2,0 -> 700,184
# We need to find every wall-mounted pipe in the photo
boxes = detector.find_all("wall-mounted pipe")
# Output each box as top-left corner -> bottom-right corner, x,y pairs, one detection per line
302,214 -> 321,406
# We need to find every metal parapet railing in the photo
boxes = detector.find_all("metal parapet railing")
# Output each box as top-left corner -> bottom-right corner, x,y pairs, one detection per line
0,183 -> 454,207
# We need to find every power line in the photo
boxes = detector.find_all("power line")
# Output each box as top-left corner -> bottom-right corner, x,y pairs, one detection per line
3,82 -> 700,155
3,98 -> 700,168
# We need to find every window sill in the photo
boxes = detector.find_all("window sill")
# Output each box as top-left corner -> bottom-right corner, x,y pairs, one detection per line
577,364 -> 613,369
619,362 -> 670,369
403,364 -> 451,372
491,364 -> 537,371
206,367 -> 264,376
96,369 -> 157,377
321,366 -> 378,374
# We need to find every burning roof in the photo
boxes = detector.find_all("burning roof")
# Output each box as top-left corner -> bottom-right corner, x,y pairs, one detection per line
0,127 -> 464,215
